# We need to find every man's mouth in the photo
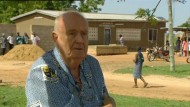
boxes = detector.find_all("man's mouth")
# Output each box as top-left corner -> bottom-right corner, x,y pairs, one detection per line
74,47 -> 83,50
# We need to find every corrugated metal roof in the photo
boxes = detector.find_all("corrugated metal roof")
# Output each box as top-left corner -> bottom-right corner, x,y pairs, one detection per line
10,9 -> 166,22
161,27 -> 190,31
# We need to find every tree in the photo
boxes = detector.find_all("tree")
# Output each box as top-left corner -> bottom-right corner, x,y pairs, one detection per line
135,0 -> 161,26
135,8 -> 158,26
78,0 -> 105,12
0,1 -> 74,23
0,0 -> 105,23
179,17 -> 190,27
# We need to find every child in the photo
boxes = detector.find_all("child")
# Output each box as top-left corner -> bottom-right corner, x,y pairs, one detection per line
133,47 -> 148,88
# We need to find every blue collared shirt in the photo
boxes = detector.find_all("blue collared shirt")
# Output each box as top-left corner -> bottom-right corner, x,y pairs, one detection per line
26,48 -> 109,107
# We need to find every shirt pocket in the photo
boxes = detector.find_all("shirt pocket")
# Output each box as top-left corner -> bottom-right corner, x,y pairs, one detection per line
80,88 -> 102,107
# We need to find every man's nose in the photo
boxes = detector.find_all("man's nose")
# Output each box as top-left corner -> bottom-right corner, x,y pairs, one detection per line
76,33 -> 85,43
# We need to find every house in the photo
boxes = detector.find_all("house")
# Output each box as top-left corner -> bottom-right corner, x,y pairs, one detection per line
10,9 -> 167,51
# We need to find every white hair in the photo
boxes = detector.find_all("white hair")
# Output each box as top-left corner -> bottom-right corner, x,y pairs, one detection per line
54,15 -> 61,32
53,11 -> 88,32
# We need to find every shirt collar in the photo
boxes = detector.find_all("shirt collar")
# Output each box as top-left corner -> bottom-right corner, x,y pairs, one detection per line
53,47 -> 70,74
53,47 -> 86,88
53,47 -> 84,71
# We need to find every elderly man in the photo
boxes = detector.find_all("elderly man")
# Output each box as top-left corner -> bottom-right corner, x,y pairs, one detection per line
26,11 -> 115,107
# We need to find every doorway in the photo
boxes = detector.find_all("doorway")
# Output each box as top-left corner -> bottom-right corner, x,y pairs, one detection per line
104,28 -> 111,45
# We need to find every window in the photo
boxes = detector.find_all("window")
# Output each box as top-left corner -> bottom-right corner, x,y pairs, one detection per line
88,27 -> 98,40
116,28 -> 141,41
149,29 -> 157,41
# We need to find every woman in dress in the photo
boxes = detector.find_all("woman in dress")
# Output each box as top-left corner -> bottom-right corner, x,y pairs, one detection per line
133,47 -> 148,88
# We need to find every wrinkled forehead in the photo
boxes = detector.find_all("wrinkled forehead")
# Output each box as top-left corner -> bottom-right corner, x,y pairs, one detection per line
63,12 -> 85,20
59,12 -> 88,27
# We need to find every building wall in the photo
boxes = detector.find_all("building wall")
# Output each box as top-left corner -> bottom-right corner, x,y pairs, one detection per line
15,13 -> 55,36
89,21 -> 166,51
0,24 -> 16,54
32,25 -> 54,51
13,13 -> 166,51
0,24 -> 16,36
124,21 -> 166,50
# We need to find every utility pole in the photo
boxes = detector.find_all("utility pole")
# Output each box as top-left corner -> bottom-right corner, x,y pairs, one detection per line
167,0 -> 175,71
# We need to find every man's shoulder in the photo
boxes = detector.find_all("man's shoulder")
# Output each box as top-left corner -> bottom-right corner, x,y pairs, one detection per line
85,55 -> 98,62
31,57 -> 46,70
83,55 -> 102,71
82,55 -> 100,68
31,52 -> 51,69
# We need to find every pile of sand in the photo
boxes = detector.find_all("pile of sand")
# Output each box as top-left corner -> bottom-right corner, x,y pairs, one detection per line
0,44 -> 45,61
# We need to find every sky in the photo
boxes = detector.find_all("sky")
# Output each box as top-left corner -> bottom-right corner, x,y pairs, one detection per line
98,0 -> 190,27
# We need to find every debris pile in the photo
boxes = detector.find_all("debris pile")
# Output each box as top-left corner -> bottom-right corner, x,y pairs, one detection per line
0,44 -> 45,61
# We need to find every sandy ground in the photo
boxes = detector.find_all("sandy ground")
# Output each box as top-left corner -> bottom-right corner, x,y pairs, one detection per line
0,47 -> 190,101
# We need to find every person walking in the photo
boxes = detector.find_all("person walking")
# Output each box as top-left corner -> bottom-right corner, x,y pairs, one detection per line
1,33 -> 7,55
133,47 -> 148,88
7,33 -> 14,50
26,11 -> 115,107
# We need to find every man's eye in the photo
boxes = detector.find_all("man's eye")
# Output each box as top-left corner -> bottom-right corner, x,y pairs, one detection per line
81,32 -> 88,37
69,32 -> 76,36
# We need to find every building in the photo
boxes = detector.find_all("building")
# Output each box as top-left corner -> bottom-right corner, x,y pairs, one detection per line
11,9 -> 167,51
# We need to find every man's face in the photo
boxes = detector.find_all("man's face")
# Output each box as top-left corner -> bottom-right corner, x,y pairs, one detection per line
55,14 -> 88,61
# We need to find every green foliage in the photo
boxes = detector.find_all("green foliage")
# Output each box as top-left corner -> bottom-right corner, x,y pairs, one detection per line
0,0 -> 105,23
179,22 -> 190,27
135,8 -> 151,19
178,17 -> 190,27
111,94 -> 190,107
0,85 -> 26,107
0,1 -> 73,23
78,0 -> 105,12
114,64 -> 190,78
135,8 -> 158,26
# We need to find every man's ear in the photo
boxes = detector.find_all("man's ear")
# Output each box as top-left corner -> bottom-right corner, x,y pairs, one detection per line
52,31 -> 58,42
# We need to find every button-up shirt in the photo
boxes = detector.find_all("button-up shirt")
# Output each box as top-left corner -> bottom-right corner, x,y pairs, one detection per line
7,36 -> 14,44
26,47 -> 109,107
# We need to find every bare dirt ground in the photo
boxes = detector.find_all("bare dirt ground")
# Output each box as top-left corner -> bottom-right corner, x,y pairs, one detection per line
0,46 -> 190,101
